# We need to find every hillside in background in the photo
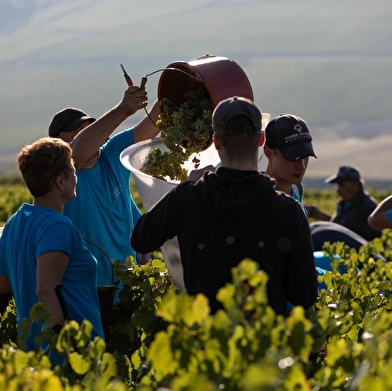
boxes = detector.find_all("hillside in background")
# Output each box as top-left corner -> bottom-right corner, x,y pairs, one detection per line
1,0 -> 391,181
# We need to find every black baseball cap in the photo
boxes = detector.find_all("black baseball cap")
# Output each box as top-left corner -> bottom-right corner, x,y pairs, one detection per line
325,165 -> 362,184
265,114 -> 316,161
212,96 -> 262,135
49,107 -> 95,138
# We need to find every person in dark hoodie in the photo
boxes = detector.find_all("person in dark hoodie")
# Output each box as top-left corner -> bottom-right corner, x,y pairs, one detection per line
131,96 -> 318,316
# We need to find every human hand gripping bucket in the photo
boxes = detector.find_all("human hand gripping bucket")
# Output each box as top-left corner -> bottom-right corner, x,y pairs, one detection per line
120,54 -> 259,290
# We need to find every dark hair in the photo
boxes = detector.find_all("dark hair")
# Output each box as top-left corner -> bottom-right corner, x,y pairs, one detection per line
17,137 -> 73,197
218,130 -> 261,162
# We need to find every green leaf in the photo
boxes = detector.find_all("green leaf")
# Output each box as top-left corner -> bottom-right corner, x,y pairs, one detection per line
148,331 -> 179,375
286,307 -> 314,362
157,290 -> 187,323
183,294 -> 210,326
216,284 -> 236,310
13,349 -> 29,374
237,258 -> 259,281
384,262 -> 392,280
284,364 -> 311,390
34,369 -> 64,390
100,352 -> 118,381
29,302 -> 51,325
204,338 -> 225,373
241,361 -> 280,390
68,351 -> 90,375
372,237 -> 385,255
325,339 -> 349,366
131,349 -> 142,369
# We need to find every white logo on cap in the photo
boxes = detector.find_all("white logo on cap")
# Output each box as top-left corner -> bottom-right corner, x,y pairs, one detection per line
284,124 -> 311,144
294,124 -> 302,133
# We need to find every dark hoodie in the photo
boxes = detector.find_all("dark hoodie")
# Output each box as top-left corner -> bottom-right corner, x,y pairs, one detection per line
131,167 -> 317,315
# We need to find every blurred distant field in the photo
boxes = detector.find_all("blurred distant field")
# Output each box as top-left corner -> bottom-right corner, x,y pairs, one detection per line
1,175 -> 390,226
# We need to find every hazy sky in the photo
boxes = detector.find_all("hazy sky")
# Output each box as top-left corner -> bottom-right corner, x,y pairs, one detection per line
1,0 -> 392,179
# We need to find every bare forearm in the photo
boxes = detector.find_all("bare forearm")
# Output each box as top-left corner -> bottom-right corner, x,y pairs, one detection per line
374,195 -> 392,212
368,195 -> 392,229
72,104 -> 129,167
37,289 -> 65,327
314,210 -> 332,221
134,99 -> 161,143
305,205 -> 331,221
72,86 -> 148,169
0,276 -> 11,293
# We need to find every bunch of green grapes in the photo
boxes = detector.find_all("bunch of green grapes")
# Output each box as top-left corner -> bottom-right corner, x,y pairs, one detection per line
141,145 -> 188,182
158,87 -> 213,154
141,87 -> 213,182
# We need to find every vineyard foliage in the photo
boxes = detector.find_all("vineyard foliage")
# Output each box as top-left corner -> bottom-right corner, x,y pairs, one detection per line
2,178 -> 392,389
0,176 -> 390,224
0,185 -> 32,226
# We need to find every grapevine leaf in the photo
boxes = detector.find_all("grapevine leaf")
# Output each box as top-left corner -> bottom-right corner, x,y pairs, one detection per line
148,331 -> 179,375
68,351 -> 90,375
183,294 -> 210,326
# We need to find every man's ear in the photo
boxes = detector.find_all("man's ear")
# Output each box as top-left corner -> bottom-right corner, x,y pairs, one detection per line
213,134 -> 221,150
259,131 -> 265,147
54,175 -> 65,191
263,145 -> 272,158
354,181 -> 362,192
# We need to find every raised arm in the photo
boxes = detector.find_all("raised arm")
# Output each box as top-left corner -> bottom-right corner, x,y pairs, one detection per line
368,195 -> 392,229
133,99 -> 161,143
71,86 -> 148,169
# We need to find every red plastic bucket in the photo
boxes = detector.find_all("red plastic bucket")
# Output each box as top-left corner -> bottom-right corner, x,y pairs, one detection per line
158,54 -> 254,110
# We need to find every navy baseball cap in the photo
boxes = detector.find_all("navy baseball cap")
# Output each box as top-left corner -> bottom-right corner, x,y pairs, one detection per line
49,107 -> 95,138
212,96 -> 262,136
265,114 -> 316,161
325,165 -> 362,184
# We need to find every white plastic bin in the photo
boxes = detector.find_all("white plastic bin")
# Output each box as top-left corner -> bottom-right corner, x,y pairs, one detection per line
120,138 -> 221,211
120,138 -> 221,290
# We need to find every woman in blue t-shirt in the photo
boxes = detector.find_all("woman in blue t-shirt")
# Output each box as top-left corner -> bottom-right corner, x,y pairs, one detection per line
0,138 -> 104,354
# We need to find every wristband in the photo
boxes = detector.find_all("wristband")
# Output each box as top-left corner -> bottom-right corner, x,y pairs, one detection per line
387,209 -> 392,225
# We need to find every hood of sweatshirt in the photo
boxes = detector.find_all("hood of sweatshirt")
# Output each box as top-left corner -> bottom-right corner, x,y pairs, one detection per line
200,166 -> 277,222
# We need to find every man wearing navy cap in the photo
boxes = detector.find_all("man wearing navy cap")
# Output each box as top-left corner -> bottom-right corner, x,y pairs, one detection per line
48,86 -> 160,294
306,165 -> 381,242
263,114 -> 317,209
131,97 -> 318,316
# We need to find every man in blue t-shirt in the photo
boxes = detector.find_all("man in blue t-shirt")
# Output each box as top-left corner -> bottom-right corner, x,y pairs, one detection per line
48,85 -> 160,291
